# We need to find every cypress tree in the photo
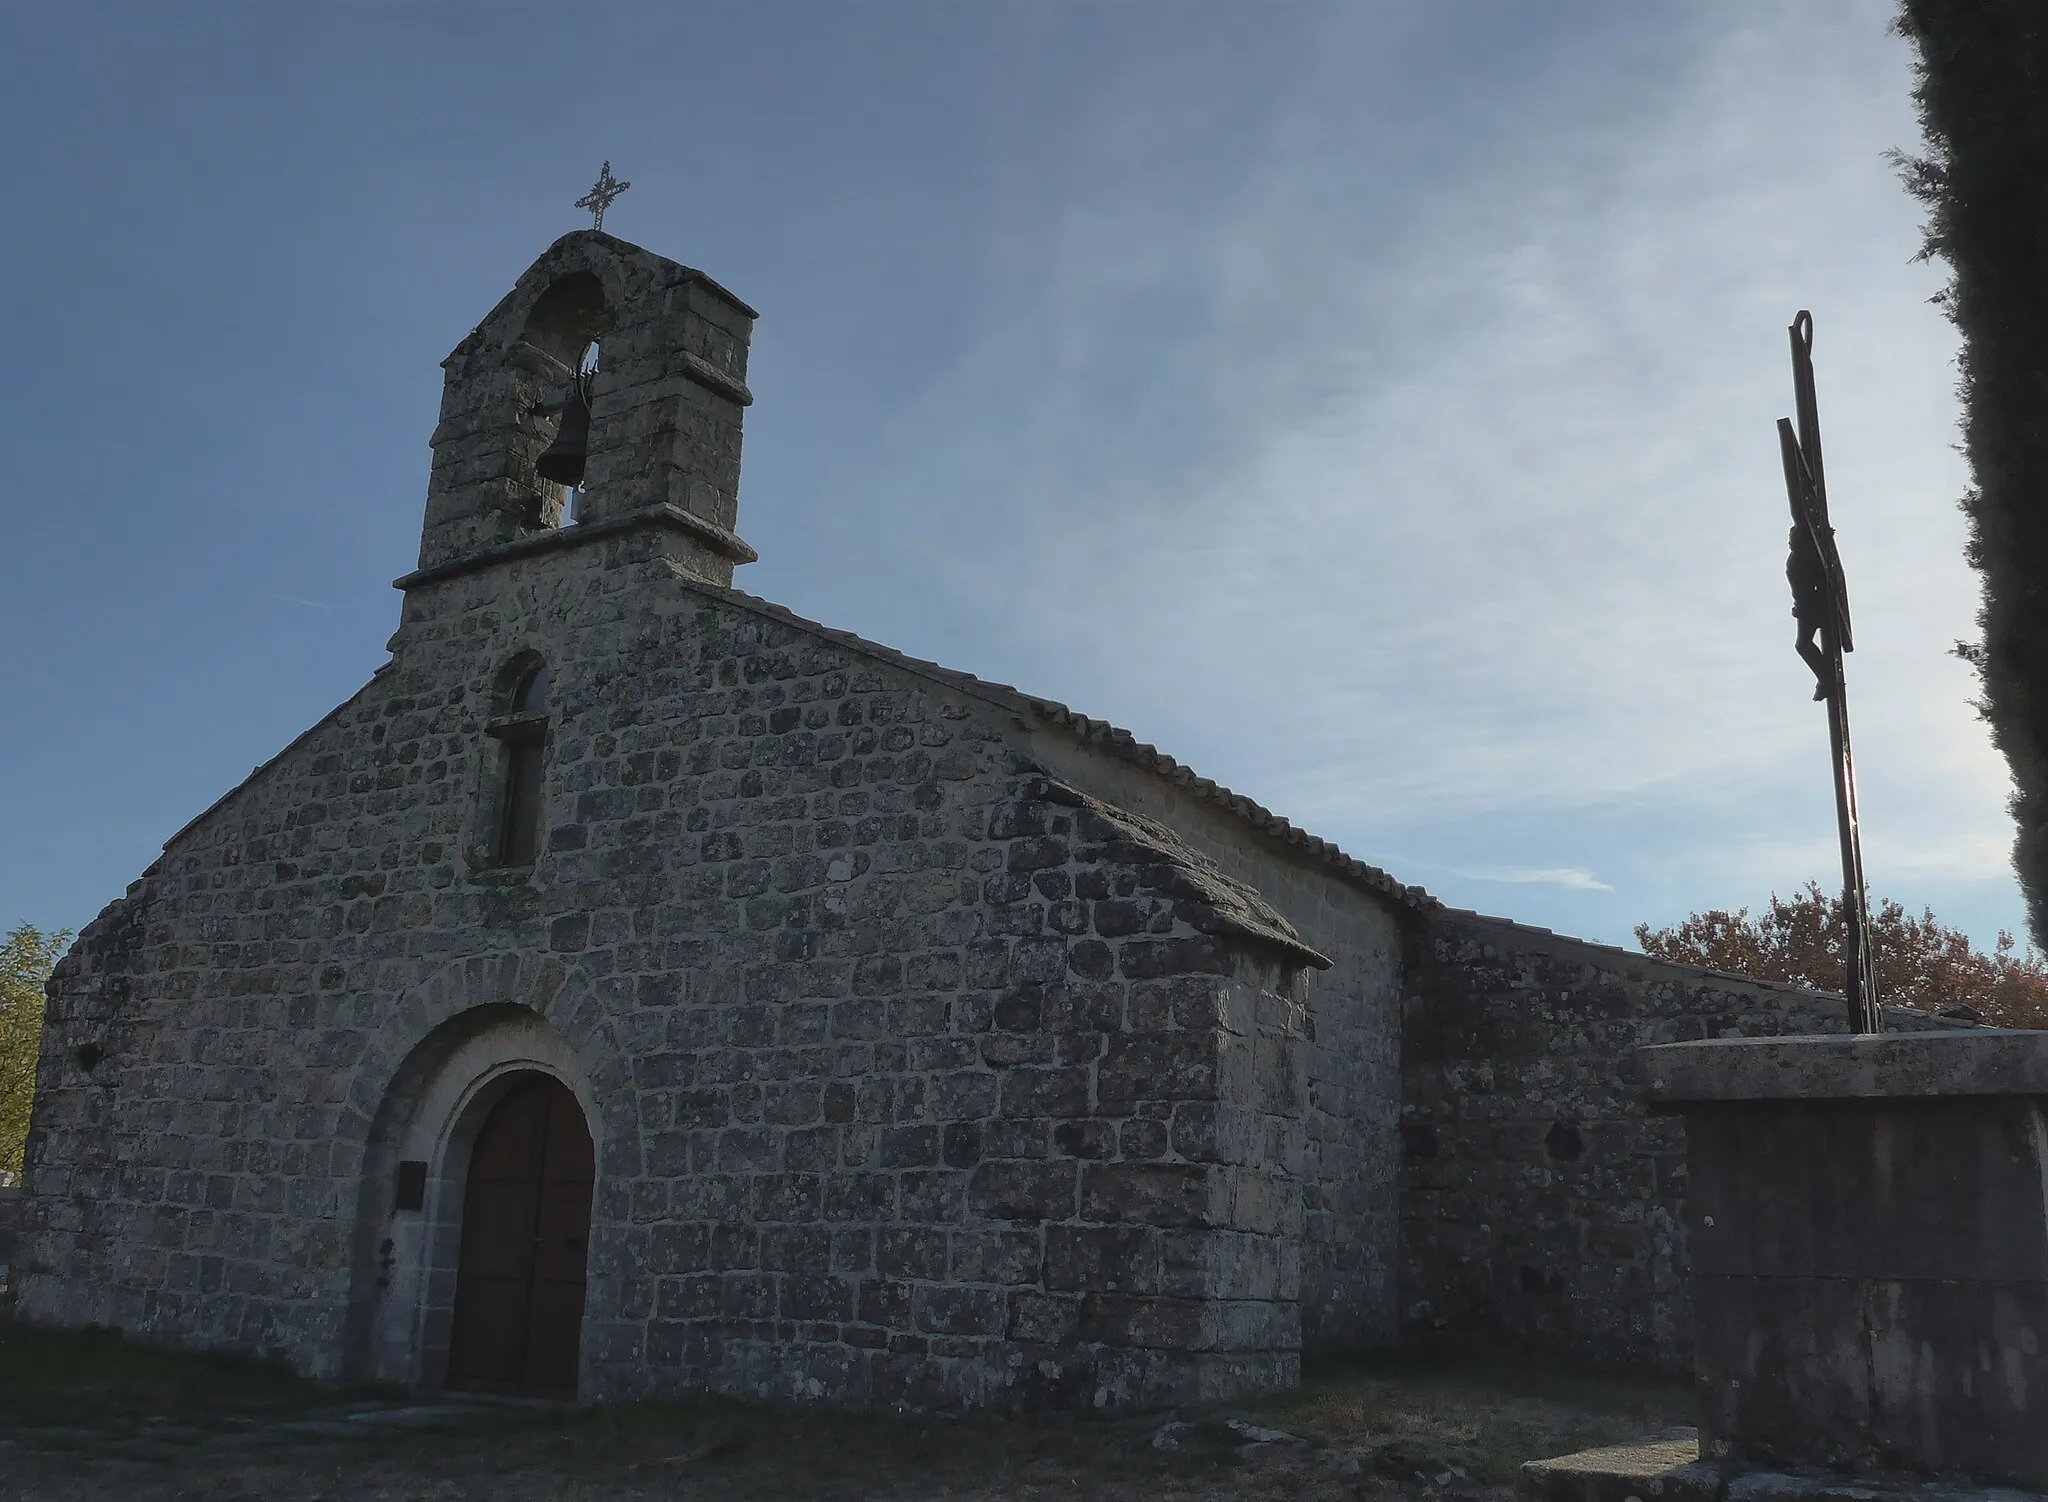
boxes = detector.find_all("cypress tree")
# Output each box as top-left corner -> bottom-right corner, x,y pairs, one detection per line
1892,3 -> 2048,938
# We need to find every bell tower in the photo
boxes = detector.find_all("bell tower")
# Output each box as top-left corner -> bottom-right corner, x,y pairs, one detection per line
406,229 -> 758,587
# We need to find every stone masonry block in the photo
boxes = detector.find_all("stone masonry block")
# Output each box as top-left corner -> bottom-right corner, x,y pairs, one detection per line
1098,1031 -> 1221,1105
968,1161 -> 1077,1223
1079,1163 -> 1215,1228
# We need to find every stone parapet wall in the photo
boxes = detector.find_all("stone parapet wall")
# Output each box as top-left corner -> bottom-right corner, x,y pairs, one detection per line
1397,907 -> 1953,1374
1649,1032 -> 2048,1484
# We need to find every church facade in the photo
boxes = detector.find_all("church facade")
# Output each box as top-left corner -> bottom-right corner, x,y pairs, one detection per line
18,232 -> 1920,1410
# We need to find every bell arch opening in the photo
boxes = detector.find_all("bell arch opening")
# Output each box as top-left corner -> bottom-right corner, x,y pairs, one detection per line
524,273 -> 607,518
522,271 -> 605,367
341,1004 -> 600,1393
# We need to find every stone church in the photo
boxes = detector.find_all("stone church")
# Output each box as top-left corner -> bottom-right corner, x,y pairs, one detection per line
18,230 -> 1922,1411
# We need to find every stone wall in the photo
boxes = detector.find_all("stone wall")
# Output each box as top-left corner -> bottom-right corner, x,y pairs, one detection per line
0,1185 -> 20,1292
1398,905 -> 1953,1373
1024,733 -> 1407,1352
19,546 -> 1324,1410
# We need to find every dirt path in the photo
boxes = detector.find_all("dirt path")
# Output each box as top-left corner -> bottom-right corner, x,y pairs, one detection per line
0,1319 -> 1691,1502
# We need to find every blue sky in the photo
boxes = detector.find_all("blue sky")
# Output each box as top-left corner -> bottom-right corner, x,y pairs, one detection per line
0,2 -> 2016,958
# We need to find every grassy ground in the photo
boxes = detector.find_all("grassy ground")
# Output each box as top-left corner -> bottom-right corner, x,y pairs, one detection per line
0,1318 -> 400,1435
1255,1352 -> 1693,1482
0,1307 -> 1693,1502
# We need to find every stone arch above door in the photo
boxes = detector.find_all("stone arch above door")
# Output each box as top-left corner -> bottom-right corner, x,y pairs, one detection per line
341,999 -> 608,1389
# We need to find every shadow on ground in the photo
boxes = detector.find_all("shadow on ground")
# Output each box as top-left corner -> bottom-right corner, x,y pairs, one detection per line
0,1309 -> 1691,1502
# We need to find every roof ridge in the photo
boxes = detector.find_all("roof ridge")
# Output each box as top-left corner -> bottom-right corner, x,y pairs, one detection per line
682,571 -> 1437,913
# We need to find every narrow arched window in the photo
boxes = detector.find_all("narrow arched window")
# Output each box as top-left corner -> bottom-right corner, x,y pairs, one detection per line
512,660 -> 549,715
491,658 -> 550,866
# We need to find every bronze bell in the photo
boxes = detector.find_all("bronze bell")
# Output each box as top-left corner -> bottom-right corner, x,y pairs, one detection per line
535,369 -> 592,487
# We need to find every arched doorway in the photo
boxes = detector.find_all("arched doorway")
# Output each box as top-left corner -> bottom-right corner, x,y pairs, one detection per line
446,1072 -> 594,1399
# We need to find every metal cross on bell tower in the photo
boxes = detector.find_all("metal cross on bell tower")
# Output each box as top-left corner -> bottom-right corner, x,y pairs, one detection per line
575,161 -> 631,232
1777,310 -> 1880,1033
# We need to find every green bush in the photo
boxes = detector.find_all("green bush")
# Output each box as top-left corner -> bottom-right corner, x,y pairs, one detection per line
2,923 -> 70,1181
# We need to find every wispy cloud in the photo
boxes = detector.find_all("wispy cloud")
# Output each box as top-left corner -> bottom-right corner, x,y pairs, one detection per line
830,1 -> 2016,948
262,593 -> 332,610
1454,865 -> 1614,892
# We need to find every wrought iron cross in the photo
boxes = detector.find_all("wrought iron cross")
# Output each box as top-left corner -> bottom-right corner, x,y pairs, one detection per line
1778,310 -> 1880,1032
575,161 -> 630,232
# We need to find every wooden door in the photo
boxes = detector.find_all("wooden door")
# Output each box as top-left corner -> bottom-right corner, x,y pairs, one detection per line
446,1073 -> 594,1399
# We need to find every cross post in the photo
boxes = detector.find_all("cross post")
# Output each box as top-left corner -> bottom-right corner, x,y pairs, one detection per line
1778,310 -> 1880,1033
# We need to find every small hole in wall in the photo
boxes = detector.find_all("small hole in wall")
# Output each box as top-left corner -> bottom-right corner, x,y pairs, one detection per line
1401,1123 -> 1438,1161
1545,1122 -> 1583,1161
74,1042 -> 103,1072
